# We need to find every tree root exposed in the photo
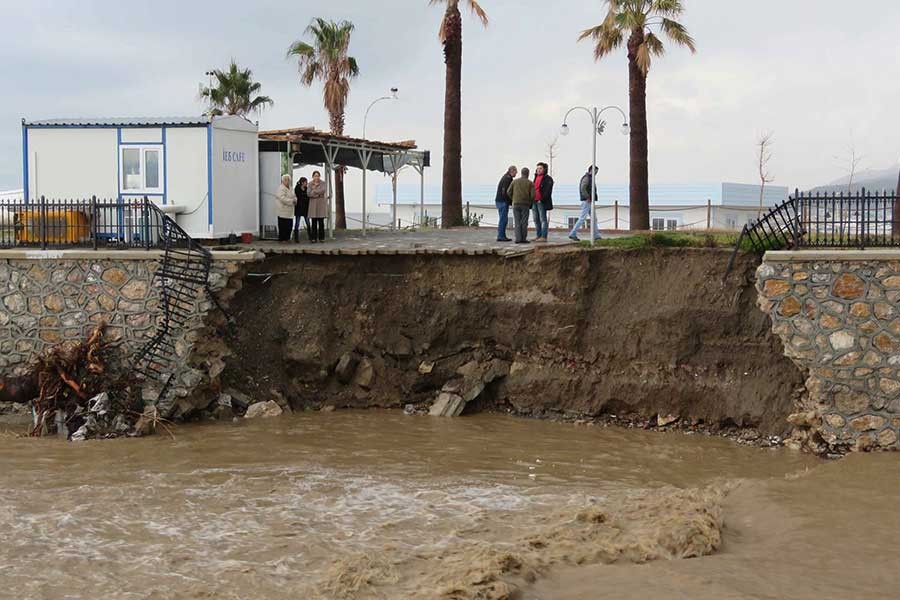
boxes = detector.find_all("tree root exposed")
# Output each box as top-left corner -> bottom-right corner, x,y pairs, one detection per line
27,323 -> 145,440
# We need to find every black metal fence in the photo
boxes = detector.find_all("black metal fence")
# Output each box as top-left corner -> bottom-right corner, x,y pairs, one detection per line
794,188 -> 900,249
0,195 -> 165,250
737,188 -> 900,255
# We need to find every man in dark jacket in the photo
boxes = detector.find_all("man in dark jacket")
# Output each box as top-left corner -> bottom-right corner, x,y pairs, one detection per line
494,165 -> 517,241
569,166 -> 599,241
533,162 -> 554,241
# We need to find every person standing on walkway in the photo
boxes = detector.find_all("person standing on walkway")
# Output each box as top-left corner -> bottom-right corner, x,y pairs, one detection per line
275,174 -> 296,242
533,162 -> 554,242
307,170 -> 328,243
569,166 -> 600,241
494,165 -> 517,242
508,167 -> 535,244
293,176 -> 311,243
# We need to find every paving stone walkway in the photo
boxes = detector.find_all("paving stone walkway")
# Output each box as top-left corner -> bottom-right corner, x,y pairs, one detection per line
219,228 -> 585,256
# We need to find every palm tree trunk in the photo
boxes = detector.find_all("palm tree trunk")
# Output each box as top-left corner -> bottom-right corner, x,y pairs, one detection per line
627,29 -> 650,232
441,5 -> 463,228
330,111 -> 348,230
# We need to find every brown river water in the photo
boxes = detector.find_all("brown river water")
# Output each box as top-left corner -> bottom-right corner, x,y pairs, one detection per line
0,410 -> 897,599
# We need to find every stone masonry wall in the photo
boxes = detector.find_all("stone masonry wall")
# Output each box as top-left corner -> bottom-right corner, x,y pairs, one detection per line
0,252 -> 256,413
757,255 -> 900,451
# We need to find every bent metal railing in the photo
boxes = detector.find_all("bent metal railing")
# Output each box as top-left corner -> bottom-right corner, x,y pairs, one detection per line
0,195 -> 213,410
725,188 -> 900,280
132,208 -> 213,409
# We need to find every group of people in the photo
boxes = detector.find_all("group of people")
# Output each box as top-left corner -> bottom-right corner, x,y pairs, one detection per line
494,164 -> 601,243
275,171 -> 329,243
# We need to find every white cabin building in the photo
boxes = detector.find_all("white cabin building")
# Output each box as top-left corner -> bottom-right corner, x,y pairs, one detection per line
21,116 -> 259,239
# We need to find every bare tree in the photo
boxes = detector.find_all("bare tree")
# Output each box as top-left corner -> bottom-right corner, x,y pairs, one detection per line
841,146 -> 864,194
756,132 -> 775,218
545,135 -> 559,176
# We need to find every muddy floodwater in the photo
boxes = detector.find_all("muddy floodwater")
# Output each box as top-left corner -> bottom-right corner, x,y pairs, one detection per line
1,411 -> 897,599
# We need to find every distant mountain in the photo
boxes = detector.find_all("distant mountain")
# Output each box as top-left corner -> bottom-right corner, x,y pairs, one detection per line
810,166 -> 899,195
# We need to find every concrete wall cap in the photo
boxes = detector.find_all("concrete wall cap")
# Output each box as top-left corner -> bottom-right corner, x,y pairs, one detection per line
0,249 -> 263,262
764,250 -> 900,262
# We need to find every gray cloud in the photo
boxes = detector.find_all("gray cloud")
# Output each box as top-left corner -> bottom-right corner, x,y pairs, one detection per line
2,0 -> 899,198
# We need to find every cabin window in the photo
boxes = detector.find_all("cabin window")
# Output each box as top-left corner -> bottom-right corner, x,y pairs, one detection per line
120,146 -> 163,193
651,218 -> 679,231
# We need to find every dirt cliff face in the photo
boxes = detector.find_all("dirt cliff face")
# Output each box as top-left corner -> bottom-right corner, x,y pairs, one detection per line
222,247 -> 803,435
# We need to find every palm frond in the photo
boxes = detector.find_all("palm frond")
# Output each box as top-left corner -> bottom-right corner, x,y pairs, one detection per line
466,0 -> 489,27
650,0 -> 685,18
660,17 -> 696,52
636,39 -> 652,73
287,17 -> 359,133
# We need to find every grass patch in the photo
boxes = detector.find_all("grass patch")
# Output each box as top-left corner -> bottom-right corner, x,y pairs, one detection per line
581,231 -> 744,250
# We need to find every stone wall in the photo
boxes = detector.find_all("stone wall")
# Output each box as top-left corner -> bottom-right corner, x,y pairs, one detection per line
757,251 -> 900,451
0,249 -> 260,412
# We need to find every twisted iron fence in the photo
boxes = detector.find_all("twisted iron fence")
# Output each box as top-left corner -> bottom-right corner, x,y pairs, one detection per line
725,188 -> 900,280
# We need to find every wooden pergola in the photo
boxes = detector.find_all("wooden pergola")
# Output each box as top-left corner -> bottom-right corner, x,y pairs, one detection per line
258,128 -> 430,238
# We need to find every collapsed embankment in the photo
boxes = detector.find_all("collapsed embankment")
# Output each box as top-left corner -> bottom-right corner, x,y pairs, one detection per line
222,247 -> 803,435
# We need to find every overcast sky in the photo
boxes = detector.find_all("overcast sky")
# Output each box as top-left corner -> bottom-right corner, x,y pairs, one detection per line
2,0 -> 899,202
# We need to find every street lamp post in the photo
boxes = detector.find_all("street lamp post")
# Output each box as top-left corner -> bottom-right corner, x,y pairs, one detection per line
560,105 -> 629,246
362,87 -> 399,140
360,88 -> 399,233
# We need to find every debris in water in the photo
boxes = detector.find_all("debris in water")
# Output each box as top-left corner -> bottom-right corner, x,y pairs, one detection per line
24,324 -> 146,441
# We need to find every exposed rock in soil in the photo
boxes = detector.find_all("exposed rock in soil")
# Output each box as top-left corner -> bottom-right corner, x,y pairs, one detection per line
222,248 -> 803,435
245,400 -> 284,419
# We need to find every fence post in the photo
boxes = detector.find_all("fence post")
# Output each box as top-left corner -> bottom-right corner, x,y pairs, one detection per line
143,195 -> 151,250
465,201 -> 470,225
706,199 -> 711,230
792,191 -> 801,249
91,195 -> 98,250
40,195 -> 46,250
614,200 -> 619,230
860,187 -> 867,250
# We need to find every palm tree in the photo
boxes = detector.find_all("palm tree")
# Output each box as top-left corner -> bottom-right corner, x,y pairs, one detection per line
199,61 -> 273,117
579,0 -> 695,231
430,0 -> 488,228
287,18 -> 359,230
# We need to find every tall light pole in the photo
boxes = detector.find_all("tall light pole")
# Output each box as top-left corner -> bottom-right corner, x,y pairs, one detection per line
204,70 -> 215,116
362,87 -> 399,140
560,105 -> 629,246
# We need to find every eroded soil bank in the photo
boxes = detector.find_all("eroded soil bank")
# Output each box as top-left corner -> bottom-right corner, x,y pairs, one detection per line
223,247 -> 802,435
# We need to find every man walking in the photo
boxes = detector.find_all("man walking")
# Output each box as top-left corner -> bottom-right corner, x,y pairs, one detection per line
569,166 -> 600,241
494,166 -> 516,241
508,167 -> 535,244
533,162 -> 554,242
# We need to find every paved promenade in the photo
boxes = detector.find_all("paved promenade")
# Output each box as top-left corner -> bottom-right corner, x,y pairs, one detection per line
219,228 -> 582,256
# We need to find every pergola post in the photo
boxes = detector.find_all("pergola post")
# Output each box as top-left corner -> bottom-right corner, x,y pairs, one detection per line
320,142 -> 340,240
392,171 -> 398,231
418,164 -> 425,228
356,148 -> 374,236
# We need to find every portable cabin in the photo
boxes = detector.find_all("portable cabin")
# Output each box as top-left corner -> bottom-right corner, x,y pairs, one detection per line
21,116 -> 259,240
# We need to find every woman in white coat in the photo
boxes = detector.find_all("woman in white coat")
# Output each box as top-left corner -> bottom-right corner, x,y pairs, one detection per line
275,174 -> 296,242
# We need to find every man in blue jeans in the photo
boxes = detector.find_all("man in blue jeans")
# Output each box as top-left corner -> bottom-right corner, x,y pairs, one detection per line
532,162 -> 554,242
494,165 -> 517,241
569,165 -> 600,241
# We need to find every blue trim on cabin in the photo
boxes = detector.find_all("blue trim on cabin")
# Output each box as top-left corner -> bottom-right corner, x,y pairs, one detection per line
21,121 -> 29,204
116,128 -> 124,238
206,124 -> 213,227
117,141 -> 164,145
23,123 -> 208,129
162,127 -> 167,205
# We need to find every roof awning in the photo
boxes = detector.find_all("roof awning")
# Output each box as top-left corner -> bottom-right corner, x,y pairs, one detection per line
258,128 -> 429,174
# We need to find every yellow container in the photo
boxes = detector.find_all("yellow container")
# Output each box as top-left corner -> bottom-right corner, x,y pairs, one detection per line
18,209 -> 91,244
